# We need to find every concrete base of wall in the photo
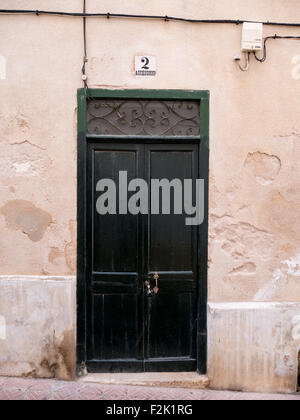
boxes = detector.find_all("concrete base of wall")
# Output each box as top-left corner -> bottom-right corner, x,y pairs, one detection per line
208,302 -> 300,394
1,278 -> 299,394
0,276 -> 76,381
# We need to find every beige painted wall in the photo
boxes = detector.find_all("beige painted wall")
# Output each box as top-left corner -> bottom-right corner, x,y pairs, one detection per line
0,1 -> 300,303
0,1 -> 300,391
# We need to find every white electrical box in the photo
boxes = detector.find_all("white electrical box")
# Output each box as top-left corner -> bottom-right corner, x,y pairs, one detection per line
242,22 -> 263,52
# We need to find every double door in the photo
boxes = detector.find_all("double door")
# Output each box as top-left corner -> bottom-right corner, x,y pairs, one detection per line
86,140 -> 199,372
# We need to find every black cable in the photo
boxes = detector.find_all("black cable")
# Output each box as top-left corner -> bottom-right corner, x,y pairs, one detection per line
81,0 -> 88,90
254,35 -> 300,63
0,9 -> 299,28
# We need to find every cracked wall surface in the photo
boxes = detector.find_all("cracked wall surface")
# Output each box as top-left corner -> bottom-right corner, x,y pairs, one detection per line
0,0 -> 300,392
209,128 -> 300,302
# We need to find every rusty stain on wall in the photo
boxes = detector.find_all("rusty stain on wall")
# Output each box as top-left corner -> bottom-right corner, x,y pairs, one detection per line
244,152 -> 281,185
0,200 -> 52,242
57,329 -> 76,380
38,329 -> 76,381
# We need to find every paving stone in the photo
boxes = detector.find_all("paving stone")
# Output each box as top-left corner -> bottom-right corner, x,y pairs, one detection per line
51,384 -> 78,401
4,377 -> 36,390
126,386 -> 154,400
0,388 -> 26,400
24,391 -> 50,401
101,385 -> 128,400
26,380 -> 53,393
75,383 -> 103,400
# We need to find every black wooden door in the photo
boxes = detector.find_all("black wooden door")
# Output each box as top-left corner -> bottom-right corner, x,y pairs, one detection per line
86,140 -> 199,373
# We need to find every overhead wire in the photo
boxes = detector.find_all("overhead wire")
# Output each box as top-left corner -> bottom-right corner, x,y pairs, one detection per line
0,9 -> 299,28
1,8 -> 300,75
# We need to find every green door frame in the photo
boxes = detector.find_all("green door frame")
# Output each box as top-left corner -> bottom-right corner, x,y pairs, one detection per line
77,89 -> 210,374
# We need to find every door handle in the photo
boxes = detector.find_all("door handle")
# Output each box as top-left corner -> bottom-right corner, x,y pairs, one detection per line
145,272 -> 159,297
153,272 -> 159,295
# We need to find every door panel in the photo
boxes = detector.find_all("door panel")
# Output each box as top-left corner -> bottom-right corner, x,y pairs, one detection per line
93,150 -> 139,273
146,293 -> 194,358
87,143 -> 143,367
147,148 -> 196,272
92,294 -> 140,360
144,144 -> 198,370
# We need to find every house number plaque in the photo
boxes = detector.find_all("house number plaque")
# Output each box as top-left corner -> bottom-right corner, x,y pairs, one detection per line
135,56 -> 156,77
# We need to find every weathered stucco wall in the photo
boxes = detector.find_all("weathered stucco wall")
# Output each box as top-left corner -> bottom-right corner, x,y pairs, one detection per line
0,0 -> 299,296
0,0 -> 300,390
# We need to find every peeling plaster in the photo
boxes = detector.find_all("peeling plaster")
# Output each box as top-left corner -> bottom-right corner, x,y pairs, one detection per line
254,254 -> 300,301
0,200 -> 52,242
230,262 -> 256,275
244,152 -> 281,185
0,141 -> 51,179
12,162 -> 32,174
210,214 -> 274,263
1,113 -> 32,145
284,254 -> 300,277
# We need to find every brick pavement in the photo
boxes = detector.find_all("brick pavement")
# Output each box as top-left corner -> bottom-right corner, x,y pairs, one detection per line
0,376 -> 299,400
